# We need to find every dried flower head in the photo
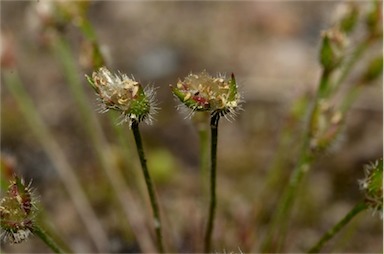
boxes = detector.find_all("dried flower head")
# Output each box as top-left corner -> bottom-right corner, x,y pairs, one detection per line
86,67 -> 157,126
171,70 -> 242,120
358,159 -> 383,219
0,176 -> 37,244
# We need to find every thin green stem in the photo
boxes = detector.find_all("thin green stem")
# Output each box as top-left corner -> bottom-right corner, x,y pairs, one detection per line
4,69 -> 108,252
199,128 -> 209,190
260,146 -> 314,252
340,85 -> 362,115
307,202 -> 368,253
51,33 -> 156,252
131,120 -> 165,253
204,113 -> 220,253
259,95 -> 310,200
32,225 -> 66,253
275,151 -> 314,250
77,17 -> 105,68
197,112 -> 210,197
331,38 -> 371,96
260,69 -> 328,252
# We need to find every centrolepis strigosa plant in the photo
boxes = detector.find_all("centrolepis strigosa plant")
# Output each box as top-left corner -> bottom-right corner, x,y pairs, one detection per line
171,71 -> 243,252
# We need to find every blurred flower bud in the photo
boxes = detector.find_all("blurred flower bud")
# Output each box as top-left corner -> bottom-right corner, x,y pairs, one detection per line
55,0 -> 90,24
1,154 -> 17,182
86,67 -> 157,126
359,159 -> 383,218
79,40 -> 106,70
309,100 -> 343,153
366,1 -> 382,39
0,176 -> 37,244
360,56 -> 383,83
337,3 -> 359,34
0,30 -> 16,69
171,71 -> 242,120
319,28 -> 347,72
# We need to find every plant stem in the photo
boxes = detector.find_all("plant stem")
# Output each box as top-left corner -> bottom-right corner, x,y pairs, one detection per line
4,69 -> 108,252
260,69 -> 328,252
131,120 -> 165,253
307,202 -> 368,253
331,38 -> 371,96
204,113 -> 220,253
51,32 -> 156,252
260,145 -> 314,252
196,112 -> 210,197
32,225 -> 66,253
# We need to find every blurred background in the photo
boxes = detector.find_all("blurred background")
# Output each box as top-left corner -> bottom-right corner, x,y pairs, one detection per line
1,1 -> 382,253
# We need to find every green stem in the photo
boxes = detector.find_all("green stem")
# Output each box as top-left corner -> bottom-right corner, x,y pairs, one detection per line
340,85 -> 362,114
51,32 -> 156,252
4,69 -> 108,252
331,38 -> 371,96
204,113 -> 220,253
77,17 -> 105,68
260,146 -> 313,252
260,95 -> 311,198
131,120 -> 165,253
197,113 -> 210,197
260,70 -> 327,252
32,225 -> 66,253
307,202 -> 368,253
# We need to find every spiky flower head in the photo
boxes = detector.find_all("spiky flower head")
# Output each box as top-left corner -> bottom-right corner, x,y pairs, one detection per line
171,70 -> 242,119
358,159 -> 383,219
0,176 -> 37,244
86,67 -> 157,126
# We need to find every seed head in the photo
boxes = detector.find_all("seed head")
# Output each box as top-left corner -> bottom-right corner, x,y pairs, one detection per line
358,159 -> 383,219
86,67 -> 157,126
0,176 -> 37,244
171,70 -> 242,120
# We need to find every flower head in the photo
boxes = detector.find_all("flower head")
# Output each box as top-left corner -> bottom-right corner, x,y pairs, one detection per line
358,159 -> 383,219
86,67 -> 157,126
0,176 -> 37,244
171,70 -> 242,120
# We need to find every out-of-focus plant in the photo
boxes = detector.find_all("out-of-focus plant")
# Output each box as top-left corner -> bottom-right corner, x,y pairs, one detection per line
261,1 -> 382,252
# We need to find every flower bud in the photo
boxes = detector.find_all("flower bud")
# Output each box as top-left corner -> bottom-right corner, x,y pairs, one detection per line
359,159 -> 383,218
309,100 -> 343,153
0,176 -> 37,244
171,70 -> 242,119
338,3 -> 359,34
319,28 -> 347,72
86,67 -> 157,126
361,56 -> 383,83
365,1 -> 382,39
